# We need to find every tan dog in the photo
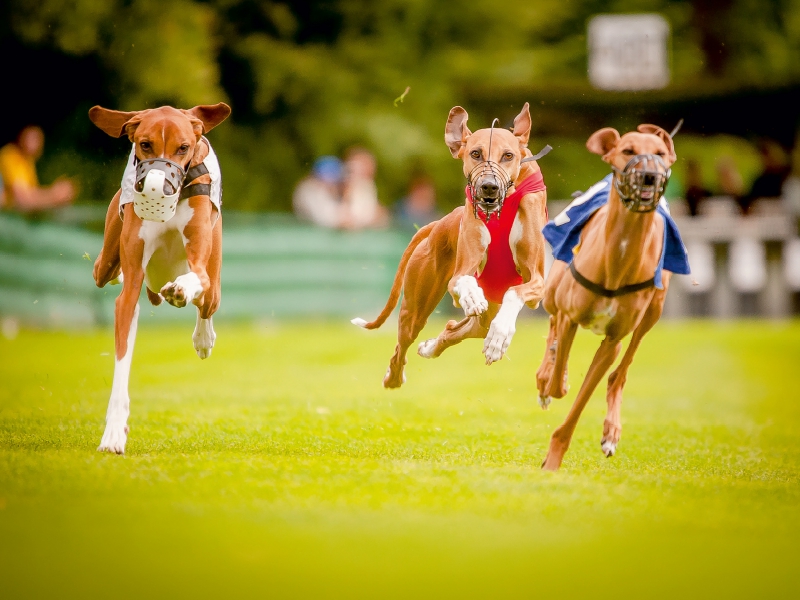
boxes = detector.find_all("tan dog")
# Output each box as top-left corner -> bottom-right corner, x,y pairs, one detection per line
536,124 -> 684,471
352,103 -> 548,387
89,103 -> 231,454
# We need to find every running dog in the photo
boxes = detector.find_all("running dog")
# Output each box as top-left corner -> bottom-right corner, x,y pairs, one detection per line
352,103 -> 548,387
89,103 -> 230,454
536,124 -> 690,470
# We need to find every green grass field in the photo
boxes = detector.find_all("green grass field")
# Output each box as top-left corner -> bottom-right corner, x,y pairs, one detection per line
1,317 -> 799,598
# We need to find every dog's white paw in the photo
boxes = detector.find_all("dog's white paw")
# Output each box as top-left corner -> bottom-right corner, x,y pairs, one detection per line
538,395 -> 551,410
193,317 -> 216,360
109,272 -> 124,286
601,440 -> 616,457
454,276 -> 487,317
161,273 -> 203,308
483,320 -> 515,365
418,338 -> 438,358
351,317 -> 368,328
98,421 -> 128,454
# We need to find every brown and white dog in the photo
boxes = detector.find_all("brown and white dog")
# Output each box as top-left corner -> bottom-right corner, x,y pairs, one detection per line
536,124 -> 683,470
89,103 -> 231,454
352,103 -> 548,387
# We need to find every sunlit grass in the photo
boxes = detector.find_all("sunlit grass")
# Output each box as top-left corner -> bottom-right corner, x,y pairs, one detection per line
1,318 -> 798,598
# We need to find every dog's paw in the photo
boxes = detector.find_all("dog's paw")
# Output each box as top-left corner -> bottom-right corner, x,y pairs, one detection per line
601,440 -> 617,457
454,276 -> 487,317
193,319 -> 216,360
483,319 -> 515,365
351,317 -> 368,328
382,366 -> 406,389
418,338 -> 438,359
98,421 -> 128,454
161,273 -> 203,308
538,395 -> 551,410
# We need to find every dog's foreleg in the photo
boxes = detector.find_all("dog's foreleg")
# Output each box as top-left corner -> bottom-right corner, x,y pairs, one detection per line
602,275 -> 669,457
542,336 -> 621,471
99,303 -> 140,454
162,196 -> 214,308
482,290 -> 524,365
193,310 -> 216,360
99,212 -> 144,454
483,199 -> 547,365
448,212 -> 489,317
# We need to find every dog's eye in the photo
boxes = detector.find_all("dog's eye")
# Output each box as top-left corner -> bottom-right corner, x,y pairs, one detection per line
139,141 -> 151,152
621,148 -> 635,155
656,151 -> 665,156
470,150 -> 481,160
177,144 -> 189,154
503,152 -> 514,161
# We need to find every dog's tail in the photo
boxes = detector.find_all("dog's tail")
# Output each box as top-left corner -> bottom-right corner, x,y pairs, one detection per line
351,221 -> 436,330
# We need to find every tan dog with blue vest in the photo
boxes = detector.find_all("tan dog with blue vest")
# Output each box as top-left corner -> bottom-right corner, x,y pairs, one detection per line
89,103 -> 230,454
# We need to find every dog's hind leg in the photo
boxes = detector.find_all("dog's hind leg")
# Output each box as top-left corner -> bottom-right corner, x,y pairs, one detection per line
93,191 -> 123,288
535,315 -> 558,409
546,312 -> 577,400
384,251 -> 450,388
99,207 -> 144,454
418,304 -> 498,359
602,276 -> 669,457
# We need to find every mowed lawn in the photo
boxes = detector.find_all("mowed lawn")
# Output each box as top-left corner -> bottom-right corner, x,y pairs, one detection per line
1,317 -> 799,598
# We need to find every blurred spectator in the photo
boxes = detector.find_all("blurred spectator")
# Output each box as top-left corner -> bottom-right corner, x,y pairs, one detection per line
341,147 -> 389,229
737,139 -> 791,215
394,174 -> 441,232
292,156 -> 347,228
0,125 -> 76,212
684,159 -> 711,217
716,156 -> 744,198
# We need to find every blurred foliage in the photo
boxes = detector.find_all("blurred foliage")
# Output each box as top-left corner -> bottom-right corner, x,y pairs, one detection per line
4,0 -> 800,209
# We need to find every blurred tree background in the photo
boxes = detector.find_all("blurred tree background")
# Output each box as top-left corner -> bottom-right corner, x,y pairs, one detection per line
1,0 -> 799,211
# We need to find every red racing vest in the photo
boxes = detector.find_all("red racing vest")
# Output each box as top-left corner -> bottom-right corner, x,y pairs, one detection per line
465,170 -> 546,304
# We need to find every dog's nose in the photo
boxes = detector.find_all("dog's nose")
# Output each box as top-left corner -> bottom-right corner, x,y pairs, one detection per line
481,181 -> 499,197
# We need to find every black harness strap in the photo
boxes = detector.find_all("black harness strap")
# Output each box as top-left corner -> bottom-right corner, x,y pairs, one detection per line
184,162 -> 209,184
180,183 -> 212,200
180,162 -> 211,199
569,261 -> 655,298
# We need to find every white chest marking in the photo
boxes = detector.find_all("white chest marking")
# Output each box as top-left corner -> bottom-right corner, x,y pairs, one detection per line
139,201 -> 195,289
477,221 -> 490,274
586,303 -> 616,335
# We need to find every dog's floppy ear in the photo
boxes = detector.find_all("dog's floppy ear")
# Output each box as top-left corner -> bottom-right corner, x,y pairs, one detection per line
88,106 -> 142,139
512,102 -> 531,147
637,124 -> 677,162
586,127 -> 620,162
445,106 -> 472,158
183,103 -> 232,138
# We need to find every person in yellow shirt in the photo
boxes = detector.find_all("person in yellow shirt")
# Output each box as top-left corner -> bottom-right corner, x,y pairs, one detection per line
0,125 -> 75,212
